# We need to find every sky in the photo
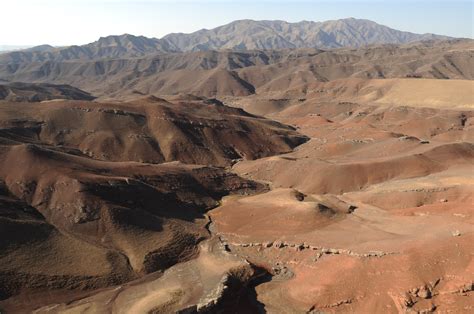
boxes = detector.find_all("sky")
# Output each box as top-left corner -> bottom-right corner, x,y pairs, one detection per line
1,0 -> 472,46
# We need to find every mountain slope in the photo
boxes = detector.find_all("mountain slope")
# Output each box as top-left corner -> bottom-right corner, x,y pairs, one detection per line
0,82 -> 95,102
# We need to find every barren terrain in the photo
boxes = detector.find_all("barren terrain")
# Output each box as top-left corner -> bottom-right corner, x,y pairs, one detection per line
0,22 -> 472,313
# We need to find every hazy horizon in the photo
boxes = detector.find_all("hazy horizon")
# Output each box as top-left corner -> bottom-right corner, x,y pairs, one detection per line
2,0 -> 472,47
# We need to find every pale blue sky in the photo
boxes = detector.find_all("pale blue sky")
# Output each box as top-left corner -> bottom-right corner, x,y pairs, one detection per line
2,0 -> 472,46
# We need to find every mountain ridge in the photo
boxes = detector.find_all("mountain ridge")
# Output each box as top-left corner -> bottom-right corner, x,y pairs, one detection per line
163,18 -> 452,51
0,18 -> 453,64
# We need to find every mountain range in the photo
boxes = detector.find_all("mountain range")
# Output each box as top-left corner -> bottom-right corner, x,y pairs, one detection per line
0,18 -> 452,63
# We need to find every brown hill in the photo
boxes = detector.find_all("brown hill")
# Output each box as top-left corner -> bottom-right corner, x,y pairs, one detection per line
0,96 -> 307,166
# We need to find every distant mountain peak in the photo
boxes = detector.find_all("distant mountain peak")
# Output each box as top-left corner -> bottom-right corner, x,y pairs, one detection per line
24,44 -> 55,52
